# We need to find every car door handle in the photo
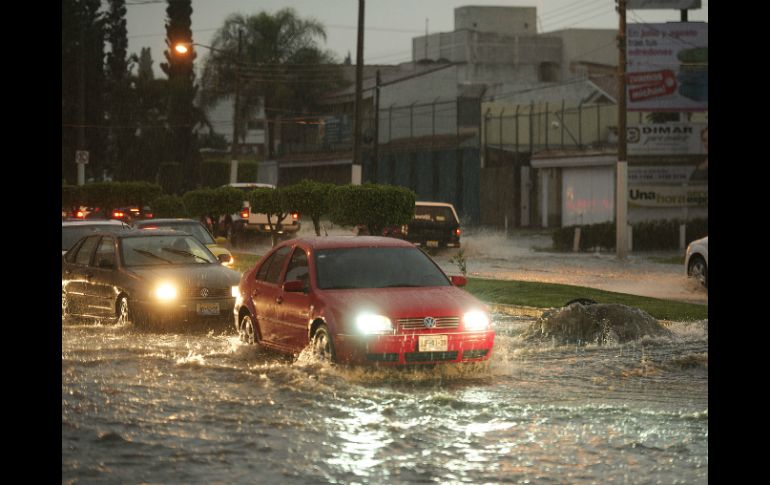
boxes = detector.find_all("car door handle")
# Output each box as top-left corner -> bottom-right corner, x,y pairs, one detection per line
275,296 -> 283,304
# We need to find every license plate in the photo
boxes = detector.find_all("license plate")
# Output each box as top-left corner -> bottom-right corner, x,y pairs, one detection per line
418,335 -> 448,352
197,302 -> 220,315
426,240 -> 439,248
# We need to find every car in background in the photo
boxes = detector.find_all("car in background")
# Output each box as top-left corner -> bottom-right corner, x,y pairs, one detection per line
685,236 -> 708,288
62,230 -> 241,329
62,220 -> 130,255
133,218 -> 234,267
223,183 -> 300,245
233,236 -> 494,366
86,206 -> 154,223
381,201 -> 461,249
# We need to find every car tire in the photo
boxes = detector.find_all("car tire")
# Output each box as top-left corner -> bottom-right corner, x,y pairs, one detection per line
688,256 -> 708,289
311,324 -> 336,363
240,313 -> 258,345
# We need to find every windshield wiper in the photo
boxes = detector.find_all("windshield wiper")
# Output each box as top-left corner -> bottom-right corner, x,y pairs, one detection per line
132,248 -> 173,264
161,247 -> 211,263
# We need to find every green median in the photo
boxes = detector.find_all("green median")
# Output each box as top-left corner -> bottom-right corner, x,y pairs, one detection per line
232,252 -> 707,322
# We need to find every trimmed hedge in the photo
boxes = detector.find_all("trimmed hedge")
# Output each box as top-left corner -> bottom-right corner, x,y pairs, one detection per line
149,195 -> 188,218
552,218 -> 708,252
62,181 -> 163,209
329,184 -> 415,235
281,179 -> 335,236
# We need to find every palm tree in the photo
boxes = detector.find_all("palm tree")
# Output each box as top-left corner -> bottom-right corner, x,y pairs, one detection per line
200,8 -> 349,158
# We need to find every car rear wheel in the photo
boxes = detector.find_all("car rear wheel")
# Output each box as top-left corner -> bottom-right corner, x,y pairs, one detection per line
311,324 -> 336,363
240,314 -> 257,345
688,256 -> 708,288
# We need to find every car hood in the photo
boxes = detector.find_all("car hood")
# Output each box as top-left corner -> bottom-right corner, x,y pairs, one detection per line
318,285 -> 487,322
206,244 -> 232,258
127,264 -> 241,288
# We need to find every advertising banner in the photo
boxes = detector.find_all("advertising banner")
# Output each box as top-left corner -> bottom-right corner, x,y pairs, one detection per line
627,22 -> 708,111
628,166 -> 695,184
628,185 -> 708,207
627,122 -> 707,155
627,0 -> 701,9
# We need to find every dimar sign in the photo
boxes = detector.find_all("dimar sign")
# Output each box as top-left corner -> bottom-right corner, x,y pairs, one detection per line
629,186 -> 708,207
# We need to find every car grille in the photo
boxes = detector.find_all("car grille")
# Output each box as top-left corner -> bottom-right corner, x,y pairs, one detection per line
462,349 -> 489,359
182,287 -> 230,299
404,351 -> 458,362
398,316 -> 459,330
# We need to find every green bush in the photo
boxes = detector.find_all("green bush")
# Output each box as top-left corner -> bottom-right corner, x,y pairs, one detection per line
62,185 -> 83,208
281,179 -> 334,236
70,182 -> 163,209
150,195 -> 187,218
329,184 -> 415,235
552,218 -> 709,252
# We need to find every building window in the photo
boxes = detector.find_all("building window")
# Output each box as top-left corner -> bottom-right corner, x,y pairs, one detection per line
538,62 -> 559,83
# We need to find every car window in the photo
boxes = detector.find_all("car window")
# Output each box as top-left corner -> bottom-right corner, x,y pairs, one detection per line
414,205 -> 458,223
93,237 -> 116,268
264,246 -> 292,285
140,222 -> 215,245
121,235 -> 218,267
315,247 -> 451,289
284,248 -> 310,289
62,224 -> 126,251
256,251 -> 278,281
74,236 -> 100,266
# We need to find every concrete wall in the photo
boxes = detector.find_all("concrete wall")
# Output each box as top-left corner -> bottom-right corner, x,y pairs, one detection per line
413,31 -> 562,67
454,6 -> 537,35
547,29 -> 617,80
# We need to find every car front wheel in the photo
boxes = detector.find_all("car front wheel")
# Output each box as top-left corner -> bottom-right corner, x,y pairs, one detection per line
240,314 -> 257,345
688,256 -> 708,289
311,324 -> 336,363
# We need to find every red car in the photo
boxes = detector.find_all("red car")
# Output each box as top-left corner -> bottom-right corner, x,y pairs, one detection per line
234,236 -> 495,365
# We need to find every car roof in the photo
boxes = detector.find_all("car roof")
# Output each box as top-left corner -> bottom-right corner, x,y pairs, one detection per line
290,236 -> 416,250
133,218 -> 200,226
79,229 -> 193,239
415,201 -> 457,208
62,220 -> 127,227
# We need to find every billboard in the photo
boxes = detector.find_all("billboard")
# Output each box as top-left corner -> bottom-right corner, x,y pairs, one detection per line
627,22 -> 708,111
627,0 -> 701,9
627,122 -> 707,155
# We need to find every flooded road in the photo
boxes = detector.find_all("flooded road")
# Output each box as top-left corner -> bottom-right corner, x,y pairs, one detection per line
62,315 -> 707,484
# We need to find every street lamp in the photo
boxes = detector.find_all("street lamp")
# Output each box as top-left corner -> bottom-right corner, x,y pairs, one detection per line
174,35 -> 243,184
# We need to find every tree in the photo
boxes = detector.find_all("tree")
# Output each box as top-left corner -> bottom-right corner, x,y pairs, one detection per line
281,179 -> 334,236
105,0 -> 134,181
329,184 -> 415,236
200,8 -> 349,158
248,187 -> 290,247
137,47 -> 155,81
62,0 -> 106,183
161,0 -> 199,191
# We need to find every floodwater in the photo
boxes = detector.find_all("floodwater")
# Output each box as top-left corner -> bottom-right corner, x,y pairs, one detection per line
62,314 -> 708,484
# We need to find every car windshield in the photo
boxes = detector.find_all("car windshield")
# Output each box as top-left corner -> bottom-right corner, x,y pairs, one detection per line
414,205 -> 458,223
120,235 -> 218,267
314,247 -> 450,290
62,225 -> 126,251
140,222 -> 215,244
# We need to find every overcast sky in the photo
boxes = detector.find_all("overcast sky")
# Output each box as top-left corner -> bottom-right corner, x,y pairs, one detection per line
124,0 -> 708,76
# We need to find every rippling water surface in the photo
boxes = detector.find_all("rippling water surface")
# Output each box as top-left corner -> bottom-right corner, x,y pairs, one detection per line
62,315 -> 708,484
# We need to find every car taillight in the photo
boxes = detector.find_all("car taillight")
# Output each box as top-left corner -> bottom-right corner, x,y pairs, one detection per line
455,228 -> 461,236
145,213 -> 153,219
113,211 -> 124,219
291,212 -> 299,220
240,208 -> 250,219
75,210 -> 85,219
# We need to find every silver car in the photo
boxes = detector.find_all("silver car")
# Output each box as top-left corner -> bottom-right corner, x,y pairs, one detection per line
685,236 -> 708,289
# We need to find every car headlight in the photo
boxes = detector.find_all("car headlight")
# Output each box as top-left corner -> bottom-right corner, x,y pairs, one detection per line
155,282 -> 178,301
231,286 -> 240,298
463,310 -> 490,331
356,313 -> 393,334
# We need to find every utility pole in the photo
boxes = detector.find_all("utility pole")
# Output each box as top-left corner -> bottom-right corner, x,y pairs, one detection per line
616,0 -> 628,259
353,0 -> 365,167
230,30 -> 243,184
77,25 -> 86,186
373,69 -> 381,182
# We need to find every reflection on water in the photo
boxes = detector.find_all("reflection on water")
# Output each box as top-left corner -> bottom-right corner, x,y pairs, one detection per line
62,315 -> 707,484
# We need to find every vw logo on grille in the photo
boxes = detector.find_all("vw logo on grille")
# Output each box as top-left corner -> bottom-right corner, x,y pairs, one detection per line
200,288 -> 209,297
423,316 -> 436,328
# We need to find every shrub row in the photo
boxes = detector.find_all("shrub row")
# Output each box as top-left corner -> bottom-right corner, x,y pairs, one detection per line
552,218 -> 708,252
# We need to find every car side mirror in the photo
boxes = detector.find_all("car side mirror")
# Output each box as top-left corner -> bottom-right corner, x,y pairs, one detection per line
218,254 -> 232,264
450,275 -> 467,287
283,280 -> 306,293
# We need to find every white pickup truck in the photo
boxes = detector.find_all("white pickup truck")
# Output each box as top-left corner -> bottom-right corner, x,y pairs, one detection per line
224,183 -> 301,245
